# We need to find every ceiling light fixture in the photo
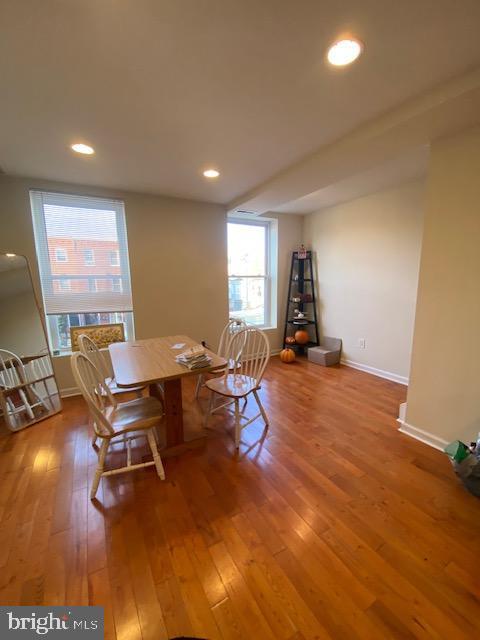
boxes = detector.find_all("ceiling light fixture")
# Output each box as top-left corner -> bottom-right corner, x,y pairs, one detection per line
203,169 -> 220,179
327,38 -> 363,66
5,253 -> 16,257
71,143 -> 95,155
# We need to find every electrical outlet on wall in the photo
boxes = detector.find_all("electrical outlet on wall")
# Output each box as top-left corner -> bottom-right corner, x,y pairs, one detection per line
358,338 -> 366,349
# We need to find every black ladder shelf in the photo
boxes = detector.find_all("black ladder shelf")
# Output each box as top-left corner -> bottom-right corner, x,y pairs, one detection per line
283,250 -> 319,354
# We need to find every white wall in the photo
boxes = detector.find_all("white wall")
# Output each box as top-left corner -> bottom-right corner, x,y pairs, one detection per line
304,180 -> 424,382
405,127 -> 480,445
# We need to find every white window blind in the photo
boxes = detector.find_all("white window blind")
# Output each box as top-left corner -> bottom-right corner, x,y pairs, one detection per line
30,191 -> 133,316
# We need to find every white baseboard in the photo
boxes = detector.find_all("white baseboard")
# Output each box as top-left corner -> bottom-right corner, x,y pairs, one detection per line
60,386 -> 80,398
341,358 -> 408,386
397,419 -> 448,451
398,402 -> 407,422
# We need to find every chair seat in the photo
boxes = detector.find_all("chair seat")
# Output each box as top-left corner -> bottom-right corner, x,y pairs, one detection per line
104,396 -> 163,436
205,374 -> 257,398
106,377 -> 146,395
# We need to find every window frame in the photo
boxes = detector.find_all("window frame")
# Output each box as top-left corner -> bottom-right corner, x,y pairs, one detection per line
30,190 -> 135,354
109,250 -> 120,266
227,217 -> 276,329
46,312 -> 134,354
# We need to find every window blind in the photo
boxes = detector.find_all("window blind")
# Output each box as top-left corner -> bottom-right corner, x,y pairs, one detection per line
30,191 -> 133,315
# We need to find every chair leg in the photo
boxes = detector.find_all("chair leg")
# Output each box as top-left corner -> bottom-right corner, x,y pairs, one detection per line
90,439 -> 109,500
195,374 -> 204,399
147,429 -> 165,480
234,398 -> 240,449
205,390 -> 214,428
253,389 -> 269,428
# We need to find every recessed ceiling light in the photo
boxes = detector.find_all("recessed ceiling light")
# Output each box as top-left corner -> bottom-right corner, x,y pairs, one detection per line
327,38 -> 363,66
71,143 -> 95,155
5,253 -> 16,257
203,169 -> 220,179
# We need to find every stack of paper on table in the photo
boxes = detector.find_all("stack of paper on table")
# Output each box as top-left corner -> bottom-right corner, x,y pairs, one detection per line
175,345 -> 212,370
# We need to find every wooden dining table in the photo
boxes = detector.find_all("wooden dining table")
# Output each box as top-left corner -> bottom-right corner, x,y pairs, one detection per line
109,335 -> 227,455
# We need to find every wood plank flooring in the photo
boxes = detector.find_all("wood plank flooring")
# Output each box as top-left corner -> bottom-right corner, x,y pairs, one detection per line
1,357 -> 479,639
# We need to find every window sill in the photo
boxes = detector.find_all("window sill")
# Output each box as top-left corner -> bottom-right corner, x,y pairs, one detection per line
53,346 -> 113,358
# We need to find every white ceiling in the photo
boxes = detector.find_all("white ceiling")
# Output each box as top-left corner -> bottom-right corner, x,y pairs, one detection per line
1,1 -> 480,206
273,146 -> 429,214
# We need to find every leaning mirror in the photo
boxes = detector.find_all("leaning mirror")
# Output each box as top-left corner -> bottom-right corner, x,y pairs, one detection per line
0,254 -> 61,431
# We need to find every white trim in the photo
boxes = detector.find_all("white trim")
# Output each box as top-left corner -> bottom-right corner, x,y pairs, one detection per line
341,358 -> 408,385
228,217 -> 277,328
397,420 -> 448,451
60,386 -> 81,398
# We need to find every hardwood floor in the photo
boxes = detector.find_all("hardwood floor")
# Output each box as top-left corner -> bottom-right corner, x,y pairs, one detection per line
1,357 -> 479,639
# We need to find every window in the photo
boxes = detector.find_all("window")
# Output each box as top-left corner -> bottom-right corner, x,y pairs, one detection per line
84,248 -> 95,265
112,277 -> 123,293
227,219 -> 277,327
59,279 -> 71,291
55,248 -> 68,262
109,250 -> 119,266
30,191 -> 134,353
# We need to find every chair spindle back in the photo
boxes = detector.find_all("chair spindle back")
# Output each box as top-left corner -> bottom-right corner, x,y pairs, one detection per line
78,334 -> 112,381
71,352 -> 116,437
217,318 -> 247,359
0,349 -> 25,389
226,327 -> 270,387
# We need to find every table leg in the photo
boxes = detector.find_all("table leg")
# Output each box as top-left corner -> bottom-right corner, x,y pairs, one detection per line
149,378 -> 207,458
149,378 -> 183,447
164,378 -> 184,447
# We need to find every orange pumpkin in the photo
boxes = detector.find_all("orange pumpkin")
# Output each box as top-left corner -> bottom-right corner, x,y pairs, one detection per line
294,329 -> 309,345
285,336 -> 296,345
280,348 -> 295,363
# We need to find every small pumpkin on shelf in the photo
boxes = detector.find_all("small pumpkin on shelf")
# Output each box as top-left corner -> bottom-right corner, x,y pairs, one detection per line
294,329 -> 309,345
285,336 -> 296,345
280,348 -> 296,363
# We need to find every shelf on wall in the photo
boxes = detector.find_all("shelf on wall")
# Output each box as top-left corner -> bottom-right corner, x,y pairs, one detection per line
284,341 -> 318,349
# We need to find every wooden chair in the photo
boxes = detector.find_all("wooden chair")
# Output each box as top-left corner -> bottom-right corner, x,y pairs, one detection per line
71,352 -> 165,499
78,333 -> 145,397
205,327 -> 270,449
195,318 -> 247,399
78,334 -> 147,446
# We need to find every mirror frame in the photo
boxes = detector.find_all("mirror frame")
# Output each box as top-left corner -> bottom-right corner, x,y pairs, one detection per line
0,252 -> 62,431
